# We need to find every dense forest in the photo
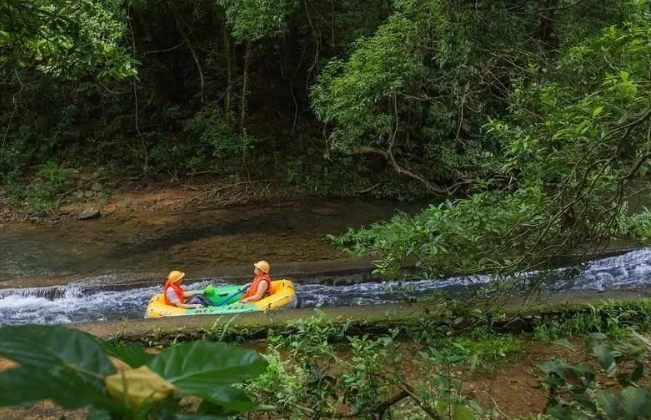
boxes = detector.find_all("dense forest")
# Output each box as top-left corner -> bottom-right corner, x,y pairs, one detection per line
2,0 -> 651,276
4,3 -> 651,419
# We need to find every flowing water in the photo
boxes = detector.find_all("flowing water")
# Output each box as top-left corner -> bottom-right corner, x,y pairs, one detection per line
2,198 -> 651,326
1,248 -> 651,325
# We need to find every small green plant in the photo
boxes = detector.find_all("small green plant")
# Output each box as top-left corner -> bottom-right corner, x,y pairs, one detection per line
417,346 -> 498,420
440,329 -> 524,372
0,324 -> 269,419
269,312 -> 352,361
541,331 -> 651,419
16,161 -> 76,214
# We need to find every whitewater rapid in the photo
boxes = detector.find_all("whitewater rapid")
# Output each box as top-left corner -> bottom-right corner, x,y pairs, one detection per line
1,248 -> 651,325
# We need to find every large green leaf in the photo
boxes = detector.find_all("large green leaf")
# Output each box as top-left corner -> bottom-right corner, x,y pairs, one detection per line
148,341 -> 268,394
545,404 -> 570,420
585,333 -> 608,351
595,390 -> 621,419
621,387 -> 651,418
631,362 -> 644,383
0,366 -> 94,407
99,341 -> 154,368
0,325 -> 116,409
0,325 -> 116,374
593,344 -> 616,375
454,406 -> 476,420
87,407 -> 112,420
194,386 -> 259,412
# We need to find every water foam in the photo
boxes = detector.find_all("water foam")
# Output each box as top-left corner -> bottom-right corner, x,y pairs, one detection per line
1,249 -> 651,325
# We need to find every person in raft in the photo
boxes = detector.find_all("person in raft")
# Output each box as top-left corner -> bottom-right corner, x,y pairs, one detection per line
240,260 -> 272,303
163,270 -> 212,309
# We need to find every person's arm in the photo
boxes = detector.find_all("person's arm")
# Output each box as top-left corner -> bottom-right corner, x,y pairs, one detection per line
240,281 -> 268,303
183,290 -> 200,297
167,290 -> 202,309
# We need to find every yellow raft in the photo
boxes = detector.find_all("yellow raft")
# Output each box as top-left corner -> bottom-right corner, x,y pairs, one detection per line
144,279 -> 297,318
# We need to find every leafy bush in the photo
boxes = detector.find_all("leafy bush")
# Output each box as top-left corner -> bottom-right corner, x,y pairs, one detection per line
618,206 -> 651,242
0,324 -> 268,419
14,161 -> 76,214
329,187 -> 550,277
184,106 -> 247,167
541,332 -> 651,419
253,314 -> 492,420
533,300 -> 651,342
440,330 -> 523,372
328,0 -> 651,279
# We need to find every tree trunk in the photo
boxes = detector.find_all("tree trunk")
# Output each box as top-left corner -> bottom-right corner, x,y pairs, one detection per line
240,40 -> 252,133
168,1 -> 204,102
538,0 -> 559,51
222,22 -> 232,115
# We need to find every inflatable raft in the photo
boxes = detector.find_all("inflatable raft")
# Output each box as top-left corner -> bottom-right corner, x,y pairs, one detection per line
144,279 -> 297,318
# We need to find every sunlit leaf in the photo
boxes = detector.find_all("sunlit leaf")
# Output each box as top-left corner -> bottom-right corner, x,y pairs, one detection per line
0,325 -> 116,409
148,341 -> 268,394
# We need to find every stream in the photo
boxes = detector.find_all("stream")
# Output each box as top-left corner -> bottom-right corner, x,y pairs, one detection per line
2,198 -> 651,326
1,248 -> 651,325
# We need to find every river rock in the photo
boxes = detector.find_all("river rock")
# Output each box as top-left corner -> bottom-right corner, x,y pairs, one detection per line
78,208 -> 101,220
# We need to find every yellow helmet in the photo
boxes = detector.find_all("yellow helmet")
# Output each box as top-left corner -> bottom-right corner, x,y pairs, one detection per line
254,260 -> 270,273
167,270 -> 185,283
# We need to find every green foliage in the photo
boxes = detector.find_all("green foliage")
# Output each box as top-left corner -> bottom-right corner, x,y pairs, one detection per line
0,324 -> 268,419
439,329 -> 523,373
218,0 -> 297,43
311,0 -> 530,170
274,312 -> 352,360
417,347 -> 499,420
250,314 -> 506,419
10,161 -> 76,215
184,105 -> 246,167
330,0 -> 651,277
311,11 -> 425,153
617,205 -> 651,242
541,332 -> 651,420
0,0 -> 135,79
533,300 -> 651,342
330,187 -> 550,277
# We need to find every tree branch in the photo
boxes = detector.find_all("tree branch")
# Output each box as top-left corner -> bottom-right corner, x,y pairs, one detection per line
352,147 -> 450,195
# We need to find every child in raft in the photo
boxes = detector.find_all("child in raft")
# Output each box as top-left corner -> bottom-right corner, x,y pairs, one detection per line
163,270 -> 212,309
239,260 -> 272,303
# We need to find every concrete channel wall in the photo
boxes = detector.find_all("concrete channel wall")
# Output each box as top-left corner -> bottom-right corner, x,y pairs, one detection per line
76,288 -> 651,341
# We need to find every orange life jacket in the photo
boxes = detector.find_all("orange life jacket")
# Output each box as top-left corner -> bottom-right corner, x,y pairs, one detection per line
242,273 -> 272,300
164,281 -> 185,306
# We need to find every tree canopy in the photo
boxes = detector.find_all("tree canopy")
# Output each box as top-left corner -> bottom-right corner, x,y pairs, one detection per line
2,0 -> 651,277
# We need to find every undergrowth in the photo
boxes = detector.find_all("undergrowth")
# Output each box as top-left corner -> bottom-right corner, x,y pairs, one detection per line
6,161 -> 76,215
532,300 -> 651,342
100,299 -> 651,419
